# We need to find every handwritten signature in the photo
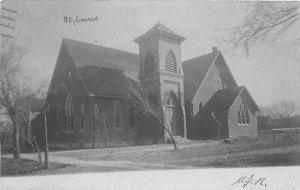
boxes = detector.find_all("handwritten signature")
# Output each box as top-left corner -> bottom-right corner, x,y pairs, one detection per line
232,174 -> 267,188
64,16 -> 99,25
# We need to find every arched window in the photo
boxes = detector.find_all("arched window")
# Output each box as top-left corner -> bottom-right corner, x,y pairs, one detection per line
144,52 -> 156,75
165,92 -> 176,107
65,92 -> 73,131
114,100 -> 121,128
165,50 -> 176,73
238,103 -> 250,125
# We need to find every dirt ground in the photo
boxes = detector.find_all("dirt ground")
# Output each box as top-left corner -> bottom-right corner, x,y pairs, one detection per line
1,131 -> 300,176
0,157 -> 72,176
79,131 -> 300,164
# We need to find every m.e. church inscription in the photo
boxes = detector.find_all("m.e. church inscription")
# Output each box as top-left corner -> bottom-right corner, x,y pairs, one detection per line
63,16 -> 99,25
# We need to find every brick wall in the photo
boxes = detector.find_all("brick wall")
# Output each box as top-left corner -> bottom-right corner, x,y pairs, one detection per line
228,95 -> 258,138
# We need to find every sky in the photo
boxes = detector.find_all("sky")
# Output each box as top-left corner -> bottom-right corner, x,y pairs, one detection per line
2,0 -> 300,112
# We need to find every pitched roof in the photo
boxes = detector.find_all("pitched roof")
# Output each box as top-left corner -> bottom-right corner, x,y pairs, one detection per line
203,86 -> 244,113
78,65 -> 140,97
182,51 -> 219,101
134,22 -> 185,43
63,38 -> 139,80
147,22 -> 176,34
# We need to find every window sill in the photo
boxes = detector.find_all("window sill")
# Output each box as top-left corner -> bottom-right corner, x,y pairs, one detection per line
238,124 -> 250,127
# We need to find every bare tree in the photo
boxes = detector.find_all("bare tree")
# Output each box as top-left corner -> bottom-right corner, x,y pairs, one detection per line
122,78 -> 178,150
260,101 -> 296,128
0,39 -> 44,159
94,112 -> 112,154
22,136 -> 42,165
272,101 -> 296,128
221,2 -> 300,56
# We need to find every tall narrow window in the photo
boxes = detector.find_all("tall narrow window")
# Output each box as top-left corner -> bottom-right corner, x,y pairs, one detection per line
80,101 -> 84,130
65,92 -> 73,131
144,52 -> 156,74
238,103 -> 250,126
165,50 -> 176,73
238,108 -> 241,124
166,96 -> 175,107
245,106 -> 250,124
56,109 -> 59,131
130,105 -> 134,128
114,100 -> 121,128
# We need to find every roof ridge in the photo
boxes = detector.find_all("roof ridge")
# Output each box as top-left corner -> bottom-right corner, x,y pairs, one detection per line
182,52 -> 217,64
63,38 -> 138,56
134,22 -> 185,43
149,22 -> 175,34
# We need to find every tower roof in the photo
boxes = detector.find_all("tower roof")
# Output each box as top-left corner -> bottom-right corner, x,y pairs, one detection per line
134,22 -> 185,44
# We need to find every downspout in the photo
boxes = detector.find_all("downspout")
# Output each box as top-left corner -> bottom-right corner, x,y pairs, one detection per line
190,102 -> 194,128
91,95 -> 95,148
226,110 -> 229,139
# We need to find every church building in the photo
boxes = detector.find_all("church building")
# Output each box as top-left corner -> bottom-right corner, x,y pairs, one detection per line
33,23 -> 259,147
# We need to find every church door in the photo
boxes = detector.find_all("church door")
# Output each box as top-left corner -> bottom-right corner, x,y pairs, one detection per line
165,92 -> 180,136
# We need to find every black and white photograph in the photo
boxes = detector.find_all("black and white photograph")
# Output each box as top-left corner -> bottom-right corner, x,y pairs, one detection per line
0,0 -> 299,189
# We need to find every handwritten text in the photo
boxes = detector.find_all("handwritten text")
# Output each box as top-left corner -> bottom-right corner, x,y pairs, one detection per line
64,16 -> 99,25
232,174 -> 267,188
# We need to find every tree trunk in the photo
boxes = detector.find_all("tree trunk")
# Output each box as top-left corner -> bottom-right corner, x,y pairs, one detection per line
158,119 -> 177,150
164,123 -> 177,150
149,110 -> 177,150
12,115 -> 20,159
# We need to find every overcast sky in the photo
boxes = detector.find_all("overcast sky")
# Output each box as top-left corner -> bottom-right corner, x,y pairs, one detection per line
2,1 -> 300,111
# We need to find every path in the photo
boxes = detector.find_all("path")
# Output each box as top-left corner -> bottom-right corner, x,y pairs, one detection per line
3,143 -> 299,171
2,142 -> 218,171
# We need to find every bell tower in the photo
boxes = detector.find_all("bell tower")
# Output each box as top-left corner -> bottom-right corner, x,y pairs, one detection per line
134,22 -> 187,140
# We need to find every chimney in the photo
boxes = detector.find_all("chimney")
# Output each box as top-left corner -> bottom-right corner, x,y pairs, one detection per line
212,47 -> 218,53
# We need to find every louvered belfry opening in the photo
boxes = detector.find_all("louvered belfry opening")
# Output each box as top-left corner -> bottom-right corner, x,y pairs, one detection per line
144,52 -> 156,74
165,51 -> 177,73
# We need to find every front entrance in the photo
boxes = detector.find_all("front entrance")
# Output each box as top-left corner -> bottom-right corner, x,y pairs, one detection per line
165,92 -> 182,136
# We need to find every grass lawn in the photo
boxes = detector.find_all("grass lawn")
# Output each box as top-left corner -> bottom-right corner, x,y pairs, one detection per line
81,130 -> 300,167
1,130 -> 299,176
205,148 -> 300,167
1,157 -> 72,176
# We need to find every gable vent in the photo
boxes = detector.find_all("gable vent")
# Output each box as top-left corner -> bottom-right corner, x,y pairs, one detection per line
165,51 -> 176,73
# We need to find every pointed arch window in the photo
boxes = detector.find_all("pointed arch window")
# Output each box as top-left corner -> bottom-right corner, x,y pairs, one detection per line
166,92 -> 176,108
65,92 -> 73,131
238,103 -> 250,126
144,52 -> 156,75
165,50 -> 177,73
114,100 -> 121,128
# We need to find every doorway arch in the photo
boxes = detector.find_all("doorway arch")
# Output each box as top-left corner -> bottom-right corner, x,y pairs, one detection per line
165,92 -> 182,136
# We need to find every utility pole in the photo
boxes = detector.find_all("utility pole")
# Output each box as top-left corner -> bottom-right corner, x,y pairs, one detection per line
0,4 -> 17,175
44,112 -> 49,169
41,102 -> 50,169
0,3 -> 17,39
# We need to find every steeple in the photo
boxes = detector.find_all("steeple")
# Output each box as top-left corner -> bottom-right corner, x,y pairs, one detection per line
134,22 -> 185,44
134,22 -> 187,140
